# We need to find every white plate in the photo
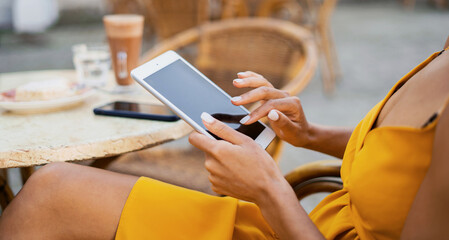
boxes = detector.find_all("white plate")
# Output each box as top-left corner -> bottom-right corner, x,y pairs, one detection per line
0,87 -> 96,114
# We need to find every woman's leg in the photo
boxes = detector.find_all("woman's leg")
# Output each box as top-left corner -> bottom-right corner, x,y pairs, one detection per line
0,162 -> 138,240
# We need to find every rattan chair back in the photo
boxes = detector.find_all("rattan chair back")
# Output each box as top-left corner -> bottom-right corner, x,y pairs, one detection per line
220,0 -> 340,93
196,20 -> 305,97
142,0 -> 210,40
141,18 -> 317,99
222,0 -> 303,21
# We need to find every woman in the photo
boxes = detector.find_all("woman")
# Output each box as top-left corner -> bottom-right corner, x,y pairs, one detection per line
0,37 -> 448,240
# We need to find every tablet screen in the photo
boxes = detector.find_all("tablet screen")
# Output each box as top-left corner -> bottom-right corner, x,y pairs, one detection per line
143,59 -> 266,140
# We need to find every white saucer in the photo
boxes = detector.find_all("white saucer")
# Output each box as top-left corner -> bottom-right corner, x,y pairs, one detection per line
0,87 -> 96,114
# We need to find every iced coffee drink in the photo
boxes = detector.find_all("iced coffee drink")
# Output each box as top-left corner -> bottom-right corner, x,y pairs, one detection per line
103,14 -> 144,92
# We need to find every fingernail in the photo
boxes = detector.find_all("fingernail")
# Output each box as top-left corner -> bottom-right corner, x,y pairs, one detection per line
233,78 -> 243,84
231,96 -> 242,102
201,112 -> 215,124
268,110 -> 279,121
240,115 -> 250,124
237,72 -> 247,76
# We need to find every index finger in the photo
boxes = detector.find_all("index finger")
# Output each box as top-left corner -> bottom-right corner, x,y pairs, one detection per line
237,71 -> 261,78
231,87 -> 289,106
241,97 -> 299,125
233,76 -> 274,89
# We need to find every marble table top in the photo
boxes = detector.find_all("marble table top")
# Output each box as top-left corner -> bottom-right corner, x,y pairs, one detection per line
0,70 -> 192,168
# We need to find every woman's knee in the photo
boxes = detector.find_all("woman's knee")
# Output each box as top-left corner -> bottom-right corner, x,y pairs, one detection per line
5,163 -> 77,222
0,163 -> 75,238
19,162 -> 76,205
29,162 -> 72,181
25,162 -> 73,192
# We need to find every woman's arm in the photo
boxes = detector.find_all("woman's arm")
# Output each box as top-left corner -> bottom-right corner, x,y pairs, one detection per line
233,71 -> 352,158
400,103 -> 449,239
258,176 -> 325,240
304,123 -> 353,159
189,113 -> 324,239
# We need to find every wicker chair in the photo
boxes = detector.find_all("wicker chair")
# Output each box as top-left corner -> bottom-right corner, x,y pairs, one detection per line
221,0 -> 340,93
97,18 -> 318,195
141,18 -> 317,97
140,0 -> 210,40
286,159 -> 342,200
108,0 -> 146,15
222,0 -> 304,23
312,0 -> 340,93
402,0 -> 448,9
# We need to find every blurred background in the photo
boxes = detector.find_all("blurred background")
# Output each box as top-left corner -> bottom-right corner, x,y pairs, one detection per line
1,0 -> 449,211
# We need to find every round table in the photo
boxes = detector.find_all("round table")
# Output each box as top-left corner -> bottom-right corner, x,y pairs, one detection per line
0,70 -> 192,208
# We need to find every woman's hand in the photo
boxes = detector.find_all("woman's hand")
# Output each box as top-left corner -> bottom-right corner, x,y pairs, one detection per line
189,112 -> 325,239
188,112 -> 287,205
231,71 -> 312,148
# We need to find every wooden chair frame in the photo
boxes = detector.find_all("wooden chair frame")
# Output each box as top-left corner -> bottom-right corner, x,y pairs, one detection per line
285,159 -> 342,200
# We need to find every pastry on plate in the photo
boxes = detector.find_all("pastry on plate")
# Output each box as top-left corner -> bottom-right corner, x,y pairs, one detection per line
15,78 -> 72,101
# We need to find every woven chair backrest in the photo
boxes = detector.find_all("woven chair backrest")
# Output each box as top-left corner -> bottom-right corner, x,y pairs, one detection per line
195,19 -> 308,98
144,0 -> 210,40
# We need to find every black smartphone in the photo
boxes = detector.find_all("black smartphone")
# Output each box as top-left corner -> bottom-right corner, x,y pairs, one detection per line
93,101 -> 180,121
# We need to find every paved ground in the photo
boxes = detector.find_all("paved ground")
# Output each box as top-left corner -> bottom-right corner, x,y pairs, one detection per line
1,0 -> 449,212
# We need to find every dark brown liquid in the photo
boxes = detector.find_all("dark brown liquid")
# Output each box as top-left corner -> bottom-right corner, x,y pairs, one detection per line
107,36 -> 142,85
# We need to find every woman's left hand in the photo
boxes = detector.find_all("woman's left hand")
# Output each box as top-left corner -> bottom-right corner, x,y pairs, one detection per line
188,112 -> 287,204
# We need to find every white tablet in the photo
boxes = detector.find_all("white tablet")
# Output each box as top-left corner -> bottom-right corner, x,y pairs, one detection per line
131,50 -> 275,149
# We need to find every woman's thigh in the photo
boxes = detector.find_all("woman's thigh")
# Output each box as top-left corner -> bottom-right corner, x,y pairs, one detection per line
0,162 -> 139,240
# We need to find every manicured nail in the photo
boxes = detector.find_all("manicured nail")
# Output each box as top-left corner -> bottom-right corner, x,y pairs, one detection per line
240,115 -> 250,124
201,112 -> 215,124
231,96 -> 242,102
268,110 -> 279,121
237,72 -> 247,76
233,78 -> 243,84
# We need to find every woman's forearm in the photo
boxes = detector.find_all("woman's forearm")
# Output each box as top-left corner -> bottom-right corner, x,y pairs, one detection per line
255,123 -> 352,237
304,123 -> 353,159
256,178 -> 325,240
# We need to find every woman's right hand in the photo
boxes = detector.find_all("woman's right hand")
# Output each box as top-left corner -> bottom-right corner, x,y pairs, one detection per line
231,71 -> 312,148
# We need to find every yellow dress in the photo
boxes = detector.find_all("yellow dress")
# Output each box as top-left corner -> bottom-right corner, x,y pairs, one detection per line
116,50 -> 446,239
310,50 -> 447,239
115,177 -> 277,239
